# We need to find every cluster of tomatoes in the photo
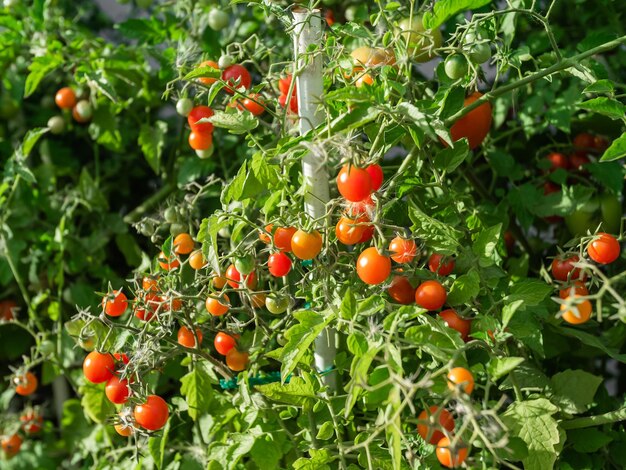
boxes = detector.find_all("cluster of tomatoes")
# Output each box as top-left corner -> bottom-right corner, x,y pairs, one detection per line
552,232 -> 621,324
277,74 -> 298,114
2,371 -> 43,459
47,86 -> 93,134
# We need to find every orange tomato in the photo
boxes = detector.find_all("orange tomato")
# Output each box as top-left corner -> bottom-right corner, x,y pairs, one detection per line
198,60 -> 220,85
189,250 -> 207,270
417,406 -> 455,444
291,229 -> 323,260
388,236 -> 418,263
206,295 -> 230,316
356,247 -> 391,285
1,434 -> 22,458
449,92 -> 492,150
158,251 -> 180,271
55,87 -> 76,109
14,371 -> 38,396
189,131 -> 213,150
226,349 -> 249,371
388,276 -> 415,304
560,295 -> 593,324
439,309 -> 472,342
558,281 -> 588,299
436,437 -> 468,468
177,326 -> 203,348
173,233 -> 194,255
335,215 -> 367,245
447,367 -> 474,394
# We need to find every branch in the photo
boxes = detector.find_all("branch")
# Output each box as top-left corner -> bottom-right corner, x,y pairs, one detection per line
560,407 -> 626,430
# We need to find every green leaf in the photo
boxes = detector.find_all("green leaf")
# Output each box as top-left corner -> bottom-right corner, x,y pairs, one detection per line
180,362 -> 214,420
139,121 -> 167,174
385,387 -> 403,470
409,203 -> 462,252
423,0 -> 492,29
405,316 -> 464,362
24,54 -> 63,97
502,398 -> 561,470
433,139 -> 469,172
22,128 -> 48,157
488,357 -> 525,381
340,289 -> 356,320
446,269 -> 480,305
251,435 -> 285,469
583,79 -> 614,94
208,110 -> 259,135
567,428 -> 612,453
502,300 -> 524,328
472,224 -> 502,267
80,382 -> 115,424
206,427 -> 264,469
438,86 -> 466,121
577,97 -> 626,120
600,132 -> 626,161
316,421 -> 335,440
586,161 -> 626,194
198,214 -> 229,275
148,419 -> 170,470
344,342 -> 381,417
256,374 -> 318,406
554,326 -> 626,364
550,369 -> 603,414
507,279 -> 552,306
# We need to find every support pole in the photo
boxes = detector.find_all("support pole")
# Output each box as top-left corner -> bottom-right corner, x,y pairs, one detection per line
291,7 -> 336,391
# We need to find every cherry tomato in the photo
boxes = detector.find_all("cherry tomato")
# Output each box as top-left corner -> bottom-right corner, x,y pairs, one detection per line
214,332 -> 238,356
278,75 -> 294,95
447,367 -> 474,394
189,131 -> 213,150
587,232 -> 620,264
20,411 -> 43,434
561,295 -> 593,324
105,376 -> 131,404
436,436 -> 469,468
266,294 -> 290,314
226,349 -> 249,371
449,92 -> 492,150
238,93 -> 265,116
1,434 -> 22,459
415,280 -> 447,310
388,276 -> 415,304
444,54 -> 468,79
291,229 -> 323,260
135,293 -> 160,321
83,351 -> 115,384
417,406 -> 455,444
569,151 -> 590,171
115,423 -> 133,437
208,8 -> 229,30
198,60 -> 220,85
573,132 -> 595,150
559,281 -> 588,299
469,42 -> 491,64
546,152 -> 569,171
274,226 -> 297,252
189,250 -> 206,270
114,353 -> 130,364
336,215 -> 367,245
0,299 -> 17,321
388,236 -> 418,263
187,106 -> 214,134
439,309 -> 472,342
325,9 -> 335,26
268,252 -> 292,277
142,276 -> 159,292
593,135 -> 609,151
358,225 -> 375,244
55,87 -> 76,109
397,16 -> 443,62
134,395 -> 169,431
72,100 -> 92,123
158,251 -> 180,271
365,164 -> 384,191
234,254 -> 255,275
176,97 -> 193,116
14,371 -> 38,396
251,293 -> 266,308
177,326 -> 203,348
355,73 -> 374,88
543,181 -> 560,195
222,64 -> 252,94
504,231 -> 515,254
212,275 -> 227,289
428,253 -> 455,276
337,165 -> 372,202
206,294 -> 230,316
102,290 -> 128,317
551,255 -> 584,281
356,247 -> 392,285
259,224 -> 273,244
278,93 -> 298,113
225,264 -> 257,289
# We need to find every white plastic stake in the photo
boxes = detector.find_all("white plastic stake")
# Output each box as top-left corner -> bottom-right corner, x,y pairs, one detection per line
292,7 -> 336,391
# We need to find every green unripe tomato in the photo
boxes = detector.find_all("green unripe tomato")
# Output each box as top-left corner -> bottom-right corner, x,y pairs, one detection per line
47,116 -> 65,135
218,54 -> 234,69
600,193 -> 622,234
468,42 -> 491,64
565,198 -> 600,236
74,100 -> 93,120
39,339 -> 56,355
196,147 -> 214,159
164,207 -> 179,223
397,16 -> 443,63
234,254 -> 255,275
170,222 -> 186,237
176,98 -> 193,117
444,55 -> 468,79
208,8 -> 229,31
266,295 -> 290,314
139,220 -> 156,237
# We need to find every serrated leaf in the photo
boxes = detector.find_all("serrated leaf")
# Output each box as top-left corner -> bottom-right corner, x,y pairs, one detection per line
488,357 -> 525,381
507,279 -> 552,306
600,132 -> 626,161
344,342 -> 381,418
139,121 -> 167,174
433,139 -> 469,172
422,0 -> 492,29
340,289 -> 356,320
24,54 -> 63,97
550,369 -> 602,414
578,97 -> 626,119
256,374 -> 318,406
208,110 -> 258,134
198,214 -> 228,275
316,421 -> 335,440
182,65 -> 221,81
409,202 -> 462,252
472,224 -> 502,267
446,269 -> 480,305
180,363 -> 214,420
80,382 -> 115,424
502,300 -> 524,328
583,79 -> 614,94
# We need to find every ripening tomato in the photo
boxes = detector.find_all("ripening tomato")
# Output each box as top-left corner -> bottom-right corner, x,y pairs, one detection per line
587,232 -> 620,264
415,280 -> 447,310
388,236 -> 418,263
115,422 -> 133,437
135,293 -> 160,321
551,255 -> 584,281
225,264 -> 257,289
559,281 -> 589,299
357,247 -> 392,285
278,92 -> 299,113
114,352 -> 130,364
291,230 -> 323,260
158,251 -> 180,271
259,224 -> 273,244
268,252 -> 292,277
355,73 -> 374,88
561,295 -> 593,324
439,309 -> 472,342
388,276 -> 415,304
266,294 -> 290,314
188,250 -> 206,270
164,296 -> 184,312
206,294 -> 230,316
546,152 -> 569,172
274,226 -> 297,252
397,16 -> 442,62
336,215 -> 367,245
449,92 -> 492,150
72,100 -> 92,123
0,299 -> 17,321
177,326 -> 203,348
569,151 -> 590,171
173,233 -> 194,255
417,406 -> 455,445
198,60 -> 220,85
14,371 -> 38,396
134,395 -> 169,431
336,165 -> 372,202
55,87 -> 76,109
365,164 -> 384,191
250,292 -> 266,308
1,434 -> 22,459
102,290 -> 128,317
436,436 -> 469,469
226,349 -> 249,371
83,351 -> 115,384
234,254 -> 255,275
189,131 -> 213,150
212,276 -> 227,289
20,411 -> 43,434
142,276 -> 159,292
428,254 -> 455,276
214,332 -> 237,356
187,106 -> 214,133
447,367 -> 474,394
573,132 -> 595,150
238,94 -> 265,116
325,8 -> 334,26
222,64 -> 252,94
105,376 -> 131,404
278,75 -> 294,95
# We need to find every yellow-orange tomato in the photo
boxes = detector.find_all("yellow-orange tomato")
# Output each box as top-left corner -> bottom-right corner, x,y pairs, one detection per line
291,229 -> 323,260
212,276 -> 227,289
14,371 -> 38,396
1,434 -> 22,458
449,92 -> 492,150
189,131 -> 213,150
350,46 -> 395,70
115,423 -> 133,437
177,326 -> 203,348
102,290 -> 128,317
173,233 -> 194,255
436,436 -> 469,468
560,295 -> 593,324
356,247 -> 392,285
251,293 -> 266,308
447,367 -> 474,394
335,215 -> 367,245
189,250 -> 206,270
198,60 -> 220,85
417,406 -> 455,445
55,87 -> 76,109
226,349 -> 249,371
142,276 -> 159,292
158,251 -> 180,271
388,236 -> 418,263
355,73 -> 374,88
206,294 -> 230,316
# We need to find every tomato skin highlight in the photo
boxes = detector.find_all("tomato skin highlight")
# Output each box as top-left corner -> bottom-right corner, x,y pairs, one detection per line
239,93 -> 265,116
214,332 -> 237,356
417,406 -> 455,445
439,309 -> 472,341
415,280 -> 447,310
428,253 -> 455,276
225,264 -> 257,289
447,367 -> 474,394
436,436 -> 469,468
449,92 -> 492,150
83,352 -> 115,384
14,371 -> 38,396
226,349 -> 249,371
206,294 -> 230,316
177,326 -> 203,348
105,375 -> 131,404
102,290 -> 128,317
268,251 -> 292,277
388,236 -> 417,263
356,247 -> 392,285
587,232 -> 620,264
551,255 -> 584,281
337,165 -> 372,202
134,395 -> 169,431
291,230 -> 323,260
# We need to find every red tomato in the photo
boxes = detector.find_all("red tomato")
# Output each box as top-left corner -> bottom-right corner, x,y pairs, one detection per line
291,230 -> 323,260
1,434 -> 22,459
134,395 -> 169,431
0,300 -> 17,321
415,280 -> 447,310
222,64 -> 252,94
449,92 -> 492,150
83,351 -> 115,384
546,152 -> 569,171
14,371 -> 38,396
198,60 -> 219,85
428,254 -> 455,276
551,255 -> 584,281
278,93 -> 299,113
189,131 -> 213,150
439,309 -> 472,341
358,225 -> 375,244
569,151 -> 590,170
225,264 -> 257,289
388,276 -> 415,304
365,164 -> 383,191
356,247 -> 392,285
214,332 -> 237,356
573,132 -> 595,150
226,349 -> 249,371
417,406 -> 455,445
325,9 -> 335,26
268,252 -> 292,277
436,436 -> 469,468
593,135 -> 609,151
20,411 -> 43,434
274,227 -> 297,252
206,294 -> 230,316
543,181 -> 560,195
388,236 -> 418,263
187,106 -> 214,134
278,75 -> 294,95
559,281 -> 588,299
177,326 -> 203,348
55,87 -> 76,109
135,293 -> 160,321
114,352 -> 130,364
336,165 -> 372,202
238,94 -> 265,116
587,232 -> 620,264
447,367 -> 474,394
105,376 -> 131,404
102,290 -> 128,317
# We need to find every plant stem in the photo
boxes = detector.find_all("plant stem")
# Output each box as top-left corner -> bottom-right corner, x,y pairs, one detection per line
123,182 -> 176,224
561,407 -> 626,430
